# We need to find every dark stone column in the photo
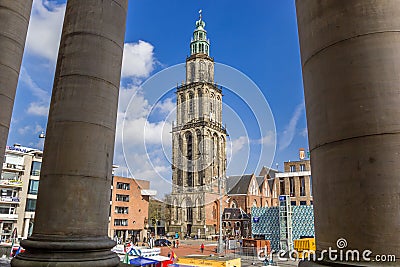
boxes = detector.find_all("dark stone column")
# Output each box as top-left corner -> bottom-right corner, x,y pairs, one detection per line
296,1 -> 400,266
12,0 -> 128,266
0,1 -> 33,166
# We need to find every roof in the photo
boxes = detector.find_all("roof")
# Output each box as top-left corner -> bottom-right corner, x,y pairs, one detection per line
226,174 -> 253,195
222,208 -> 251,220
259,166 -> 279,178
256,176 -> 264,190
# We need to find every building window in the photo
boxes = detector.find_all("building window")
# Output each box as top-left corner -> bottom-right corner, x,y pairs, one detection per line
114,219 -> 128,226
0,206 -> 15,214
310,175 -> 313,196
186,207 -> 193,222
198,206 -> 202,220
189,93 -> 194,114
1,172 -> 19,181
289,177 -> 295,197
115,206 -> 129,214
116,194 -> 129,202
300,201 -> 307,206
291,201 -> 297,206
28,180 -> 39,195
300,176 -> 306,196
26,199 -> 37,212
289,165 -> 296,172
231,200 -> 238,209
177,170 -> 183,186
116,182 -> 130,190
0,189 -> 18,202
300,164 -> 306,171
186,133 -> 193,187
280,179 -> 285,195
30,161 -> 42,176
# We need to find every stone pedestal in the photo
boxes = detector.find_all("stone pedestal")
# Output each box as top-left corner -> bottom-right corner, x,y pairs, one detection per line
296,1 -> 400,266
0,1 -> 32,165
12,0 -> 128,266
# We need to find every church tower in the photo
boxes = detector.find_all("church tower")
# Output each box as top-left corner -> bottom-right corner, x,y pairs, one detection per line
169,11 -> 227,236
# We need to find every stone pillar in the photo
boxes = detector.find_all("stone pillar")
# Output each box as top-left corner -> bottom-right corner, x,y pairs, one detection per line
12,0 -> 128,266
0,1 -> 33,166
296,1 -> 400,266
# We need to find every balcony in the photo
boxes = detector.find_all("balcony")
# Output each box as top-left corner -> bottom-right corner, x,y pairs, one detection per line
0,180 -> 23,188
0,197 -> 20,204
0,214 -> 18,221
2,163 -> 25,173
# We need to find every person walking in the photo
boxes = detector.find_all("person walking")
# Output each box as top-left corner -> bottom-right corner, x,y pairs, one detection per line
200,243 -> 204,253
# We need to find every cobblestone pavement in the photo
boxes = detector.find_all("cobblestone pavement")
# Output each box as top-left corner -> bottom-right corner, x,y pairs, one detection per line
0,239 -> 300,267
158,239 -> 300,266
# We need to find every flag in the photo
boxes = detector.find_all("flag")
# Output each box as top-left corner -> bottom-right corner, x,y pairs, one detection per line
15,247 -> 21,256
123,252 -> 129,264
170,250 -> 177,261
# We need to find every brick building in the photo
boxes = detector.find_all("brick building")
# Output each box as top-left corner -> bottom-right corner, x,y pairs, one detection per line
225,159 -> 313,215
109,176 -> 156,243
226,168 -> 279,214
275,159 -> 313,206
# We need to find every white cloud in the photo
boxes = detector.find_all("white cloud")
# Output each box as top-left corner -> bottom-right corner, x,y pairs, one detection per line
279,103 -> 304,151
27,103 -> 49,117
256,130 -> 275,146
18,123 -> 44,135
20,67 -> 50,117
26,0 -> 65,62
227,136 -> 249,157
121,41 -> 155,79
154,97 -> 175,115
300,127 -> 308,138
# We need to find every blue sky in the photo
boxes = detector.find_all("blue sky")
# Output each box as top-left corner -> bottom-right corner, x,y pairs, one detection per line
8,0 -> 309,197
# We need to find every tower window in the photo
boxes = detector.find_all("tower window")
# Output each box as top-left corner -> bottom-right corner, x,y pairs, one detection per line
189,93 -> 194,114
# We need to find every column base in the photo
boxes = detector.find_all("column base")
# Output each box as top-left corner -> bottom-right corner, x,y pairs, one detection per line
11,234 -> 120,267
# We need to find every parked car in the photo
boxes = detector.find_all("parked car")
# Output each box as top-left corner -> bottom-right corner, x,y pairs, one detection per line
154,238 -> 172,247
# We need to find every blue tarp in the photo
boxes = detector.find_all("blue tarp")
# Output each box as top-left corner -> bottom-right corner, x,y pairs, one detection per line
129,257 -> 159,266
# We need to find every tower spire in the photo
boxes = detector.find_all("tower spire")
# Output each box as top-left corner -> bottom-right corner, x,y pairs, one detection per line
190,10 -> 210,56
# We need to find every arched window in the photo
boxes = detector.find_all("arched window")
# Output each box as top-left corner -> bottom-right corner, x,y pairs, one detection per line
189,92 -> 194,115
198,89 -> 202,117
253,199 -> 257,207
186,132 -> 193,187
231,200 -> 238,209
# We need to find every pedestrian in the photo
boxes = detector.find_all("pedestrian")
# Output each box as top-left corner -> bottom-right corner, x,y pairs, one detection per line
176,239 -> 179,248
173,240 -> 176,248
200,243 -> 204,253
